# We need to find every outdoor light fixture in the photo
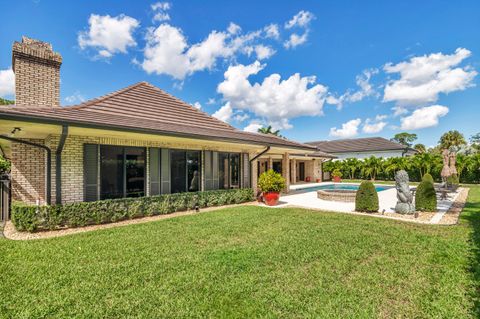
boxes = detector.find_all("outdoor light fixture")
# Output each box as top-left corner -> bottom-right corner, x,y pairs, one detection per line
10,127 -> 21,135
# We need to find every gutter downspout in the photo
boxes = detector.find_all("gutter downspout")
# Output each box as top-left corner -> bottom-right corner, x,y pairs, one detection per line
0,135 -> 52,205
249,146 -> 271,189
55,125 -> 69,204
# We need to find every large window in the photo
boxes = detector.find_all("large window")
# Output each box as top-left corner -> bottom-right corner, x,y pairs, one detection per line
170,150 -> 201,193
218,152 -> 240,189
100,146 -> 145,200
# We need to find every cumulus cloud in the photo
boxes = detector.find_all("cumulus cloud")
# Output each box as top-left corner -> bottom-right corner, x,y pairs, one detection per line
227,22 -> 241,35
383,48 -> 477,106
140,23 -> 268,80
0,68 -> 15,97
363,115 -> 387,134
285,10 -> 315,29
400,105 -> 449,130
206,97 -> 216,105
212,103 -> 233,122
192,101 -> 202,109
327,68 -> 378,108
217,61 -> 329,129
243,120 -> 264,133
151,2 -> 171,22
64,92 -> 86,105
284,32 -> 308,49
330,119 -> 362,138
264,23 -> 280,39
78,14 -> 140,58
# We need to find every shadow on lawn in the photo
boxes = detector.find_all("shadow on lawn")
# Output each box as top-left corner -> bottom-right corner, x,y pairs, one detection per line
459,190 -> 480,317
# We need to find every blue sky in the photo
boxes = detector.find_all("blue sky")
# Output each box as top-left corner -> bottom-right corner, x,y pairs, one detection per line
0,0 -> 479,146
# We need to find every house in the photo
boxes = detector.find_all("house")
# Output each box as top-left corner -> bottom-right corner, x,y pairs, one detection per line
307,137 -> 416,161
0,37 -> 334,206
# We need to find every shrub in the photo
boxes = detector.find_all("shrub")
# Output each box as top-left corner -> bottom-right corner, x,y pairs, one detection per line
422,173 -> 434,184
258,169 -> 286,193
355,181 -> 379,213
447,174 -> 459,186
415,181 -> 437,212
332,169 -> 343,178
11,188 -> 254,232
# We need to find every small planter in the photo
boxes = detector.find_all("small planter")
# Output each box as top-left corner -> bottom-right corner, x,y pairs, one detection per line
305,176 -> 311,182
333,176 -> 341,183
316,178 -> 321,183
263,191 -> 280,206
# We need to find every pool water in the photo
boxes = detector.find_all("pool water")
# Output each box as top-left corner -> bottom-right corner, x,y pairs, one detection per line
297,184 -> 390,192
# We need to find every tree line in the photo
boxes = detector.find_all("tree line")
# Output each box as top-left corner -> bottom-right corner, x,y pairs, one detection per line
323,130 -> 480,184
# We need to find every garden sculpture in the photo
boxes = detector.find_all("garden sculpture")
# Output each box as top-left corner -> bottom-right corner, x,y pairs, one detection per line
394,170 -> 415,214
449,151 -> 457,176
441,149 -> 451,183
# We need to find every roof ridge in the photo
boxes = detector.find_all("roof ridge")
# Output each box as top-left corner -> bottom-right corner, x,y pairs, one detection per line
140,82 -> 237,131
67,81 -> 148,109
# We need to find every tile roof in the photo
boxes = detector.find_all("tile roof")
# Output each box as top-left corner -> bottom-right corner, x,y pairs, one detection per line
306,137 -> 409,153
0,82 -> 316,151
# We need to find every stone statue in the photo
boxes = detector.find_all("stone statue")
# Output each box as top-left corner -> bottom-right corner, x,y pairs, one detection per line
449,152 -> 457,176
441,149 -> 451,182
394,170 -> 415,214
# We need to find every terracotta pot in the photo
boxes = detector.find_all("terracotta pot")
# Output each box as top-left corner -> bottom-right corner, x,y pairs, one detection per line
305,176 -> 311,182
263,191 -> 280,206
316,178 -> 321,183
333,176 -> 341,183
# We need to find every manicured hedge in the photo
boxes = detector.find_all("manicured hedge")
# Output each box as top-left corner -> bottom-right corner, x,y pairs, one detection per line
11,188 -> 254,232
422,173 -> 434,184
355,181 -> 379,213
415,181 -> 437,212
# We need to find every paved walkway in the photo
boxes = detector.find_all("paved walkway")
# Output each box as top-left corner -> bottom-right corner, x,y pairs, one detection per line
269,182 -> 461,224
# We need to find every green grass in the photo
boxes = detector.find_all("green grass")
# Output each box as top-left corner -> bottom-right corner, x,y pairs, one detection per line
1,188 -> 480,318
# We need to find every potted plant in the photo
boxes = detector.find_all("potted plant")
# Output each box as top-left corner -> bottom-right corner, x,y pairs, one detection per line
258,169 -> 286,206
332,169 -> 342,183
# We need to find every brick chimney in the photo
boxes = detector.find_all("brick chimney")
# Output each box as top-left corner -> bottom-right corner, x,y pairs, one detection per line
12,36 -> 62,107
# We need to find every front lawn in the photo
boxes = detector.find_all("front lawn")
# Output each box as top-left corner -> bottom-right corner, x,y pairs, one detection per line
1,188 -> 479,318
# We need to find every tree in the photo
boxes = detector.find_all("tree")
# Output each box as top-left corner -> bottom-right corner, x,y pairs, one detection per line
0,98 -> 14,105
343,158 -> 361,179
361,156 -> 383,180
439,130 -> 466,151
413,143 -> 426,153
258,126 -> 281,136
470,133 -> 480,152
383,157 -> 410,179
391,132 -> 417,147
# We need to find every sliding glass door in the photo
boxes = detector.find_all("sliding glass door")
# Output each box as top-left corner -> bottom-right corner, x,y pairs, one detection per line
100,146 -> 145,200
170,150 -> 201,193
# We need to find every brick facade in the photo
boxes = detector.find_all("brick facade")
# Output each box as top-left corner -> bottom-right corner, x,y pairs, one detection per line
12,36 -> 62,107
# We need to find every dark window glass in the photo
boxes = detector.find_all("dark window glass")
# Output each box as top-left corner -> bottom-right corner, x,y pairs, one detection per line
187,151 -> 200,192
170,151 -> 186,194
218,153 -> 229,189
230,153 -> 240,189
100,146 -> 124,200
272,161 -> 282,174
125,148 -> 145,197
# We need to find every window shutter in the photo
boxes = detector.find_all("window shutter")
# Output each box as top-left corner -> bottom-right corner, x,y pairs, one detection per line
212,151 -> 219,189
83,144 -> 99,202
161,148 -> 171,194
242,153 -> 251,188
149,148 -> 161,195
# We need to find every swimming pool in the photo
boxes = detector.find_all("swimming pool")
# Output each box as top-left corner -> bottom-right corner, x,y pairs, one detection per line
296,184 -> 391,192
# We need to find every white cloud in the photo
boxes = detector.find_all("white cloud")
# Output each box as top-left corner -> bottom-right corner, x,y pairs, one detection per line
243,120 -> 264,133
64,92 -> 86,105
207,97 -> 216,105
254,45 -> 276,60
264,24 -> 280,39
217,61 -> 328,130
363,115 -> 387,134
233,112 -> 249,122
192,101 -> 202,109
212,103 -> 233,122
283,32 -> 308,49
78,14 -> 140,58
140,23 -> 265,80
383,48 -> 477,106
326,69 -> 378,108
151,2 -> 171,22
0,68 -> 15,97
329,119 -> 362,138
400,105 -> 449,130
285,10 -> 315,29
227,22 -> 241,35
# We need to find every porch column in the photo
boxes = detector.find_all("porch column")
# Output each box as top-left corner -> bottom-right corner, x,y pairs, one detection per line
268,157 -> 273,171
291,158 -> 296,185
282,153 -> 290,193
251,160 -> 258,191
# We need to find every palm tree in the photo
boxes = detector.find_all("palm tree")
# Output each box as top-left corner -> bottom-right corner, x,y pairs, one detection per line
439,130 -> 466,151
383,157 -> 410,179
361,156 -> 383,180
258,126 -> 281,136
343,158 -> 360,179
413,143 -> 426,153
